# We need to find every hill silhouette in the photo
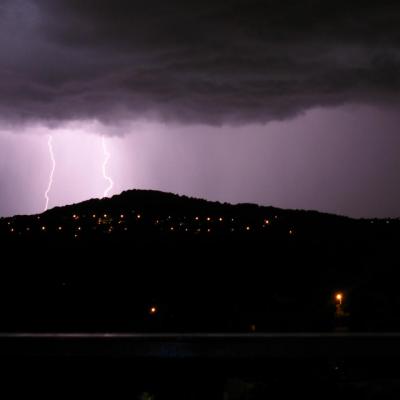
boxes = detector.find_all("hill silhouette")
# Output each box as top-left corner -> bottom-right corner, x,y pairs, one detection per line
0,189 -> 399,333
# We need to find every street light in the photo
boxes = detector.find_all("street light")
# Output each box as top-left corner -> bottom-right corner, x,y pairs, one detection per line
149,306 -> 157,315
334,292 -> 348,331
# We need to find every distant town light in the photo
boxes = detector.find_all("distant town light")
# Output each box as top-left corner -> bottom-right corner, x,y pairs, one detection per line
120,214 -> 124,219
264,219 -> 270,225
150,306 -> 157,315
58,226 -> 62,231
246,226 -> 250,231
41,226 -> 46,231
219,217 -> 223,222
336,293 -> 343,305
195,217 -> 199,221
103,214 -> 107,218
137,214 -> 141,219
92,214 -> 96,218
207,217 -> 211,221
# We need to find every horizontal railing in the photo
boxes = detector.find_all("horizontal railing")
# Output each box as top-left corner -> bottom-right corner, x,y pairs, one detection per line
1,332 -> 400,358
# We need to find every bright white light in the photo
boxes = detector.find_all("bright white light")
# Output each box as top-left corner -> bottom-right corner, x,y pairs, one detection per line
102,136 -> 114,197
44,135 -> 56,211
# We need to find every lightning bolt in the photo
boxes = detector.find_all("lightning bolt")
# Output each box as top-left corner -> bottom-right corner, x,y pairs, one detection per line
44,135 -> 56,211
102,136 -> 114,197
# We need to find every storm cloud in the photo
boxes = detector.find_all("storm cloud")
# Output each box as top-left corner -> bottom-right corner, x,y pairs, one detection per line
1,0 -> 400,125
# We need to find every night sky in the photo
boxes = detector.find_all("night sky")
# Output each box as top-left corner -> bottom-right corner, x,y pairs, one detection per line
1,1 -> 400,218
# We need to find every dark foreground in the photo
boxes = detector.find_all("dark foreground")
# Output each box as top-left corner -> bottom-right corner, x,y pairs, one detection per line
1,189 -> 400,332
2,333 -> 400,399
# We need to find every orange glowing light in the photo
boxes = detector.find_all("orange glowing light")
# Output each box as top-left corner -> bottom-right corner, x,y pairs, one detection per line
336,293 -> 343,304
150,306 -> 157,315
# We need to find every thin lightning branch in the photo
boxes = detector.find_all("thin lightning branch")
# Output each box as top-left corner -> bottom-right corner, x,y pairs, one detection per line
102,136 -> 114,197
44,135 -> 56,211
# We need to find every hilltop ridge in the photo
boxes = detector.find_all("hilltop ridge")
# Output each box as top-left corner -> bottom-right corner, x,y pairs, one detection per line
1,189 -> 397,243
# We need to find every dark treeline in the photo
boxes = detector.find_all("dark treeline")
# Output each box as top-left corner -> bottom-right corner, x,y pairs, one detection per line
0,189 -> 399,332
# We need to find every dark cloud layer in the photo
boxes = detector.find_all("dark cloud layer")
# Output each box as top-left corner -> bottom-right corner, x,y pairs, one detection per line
1,0 -> 400,125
